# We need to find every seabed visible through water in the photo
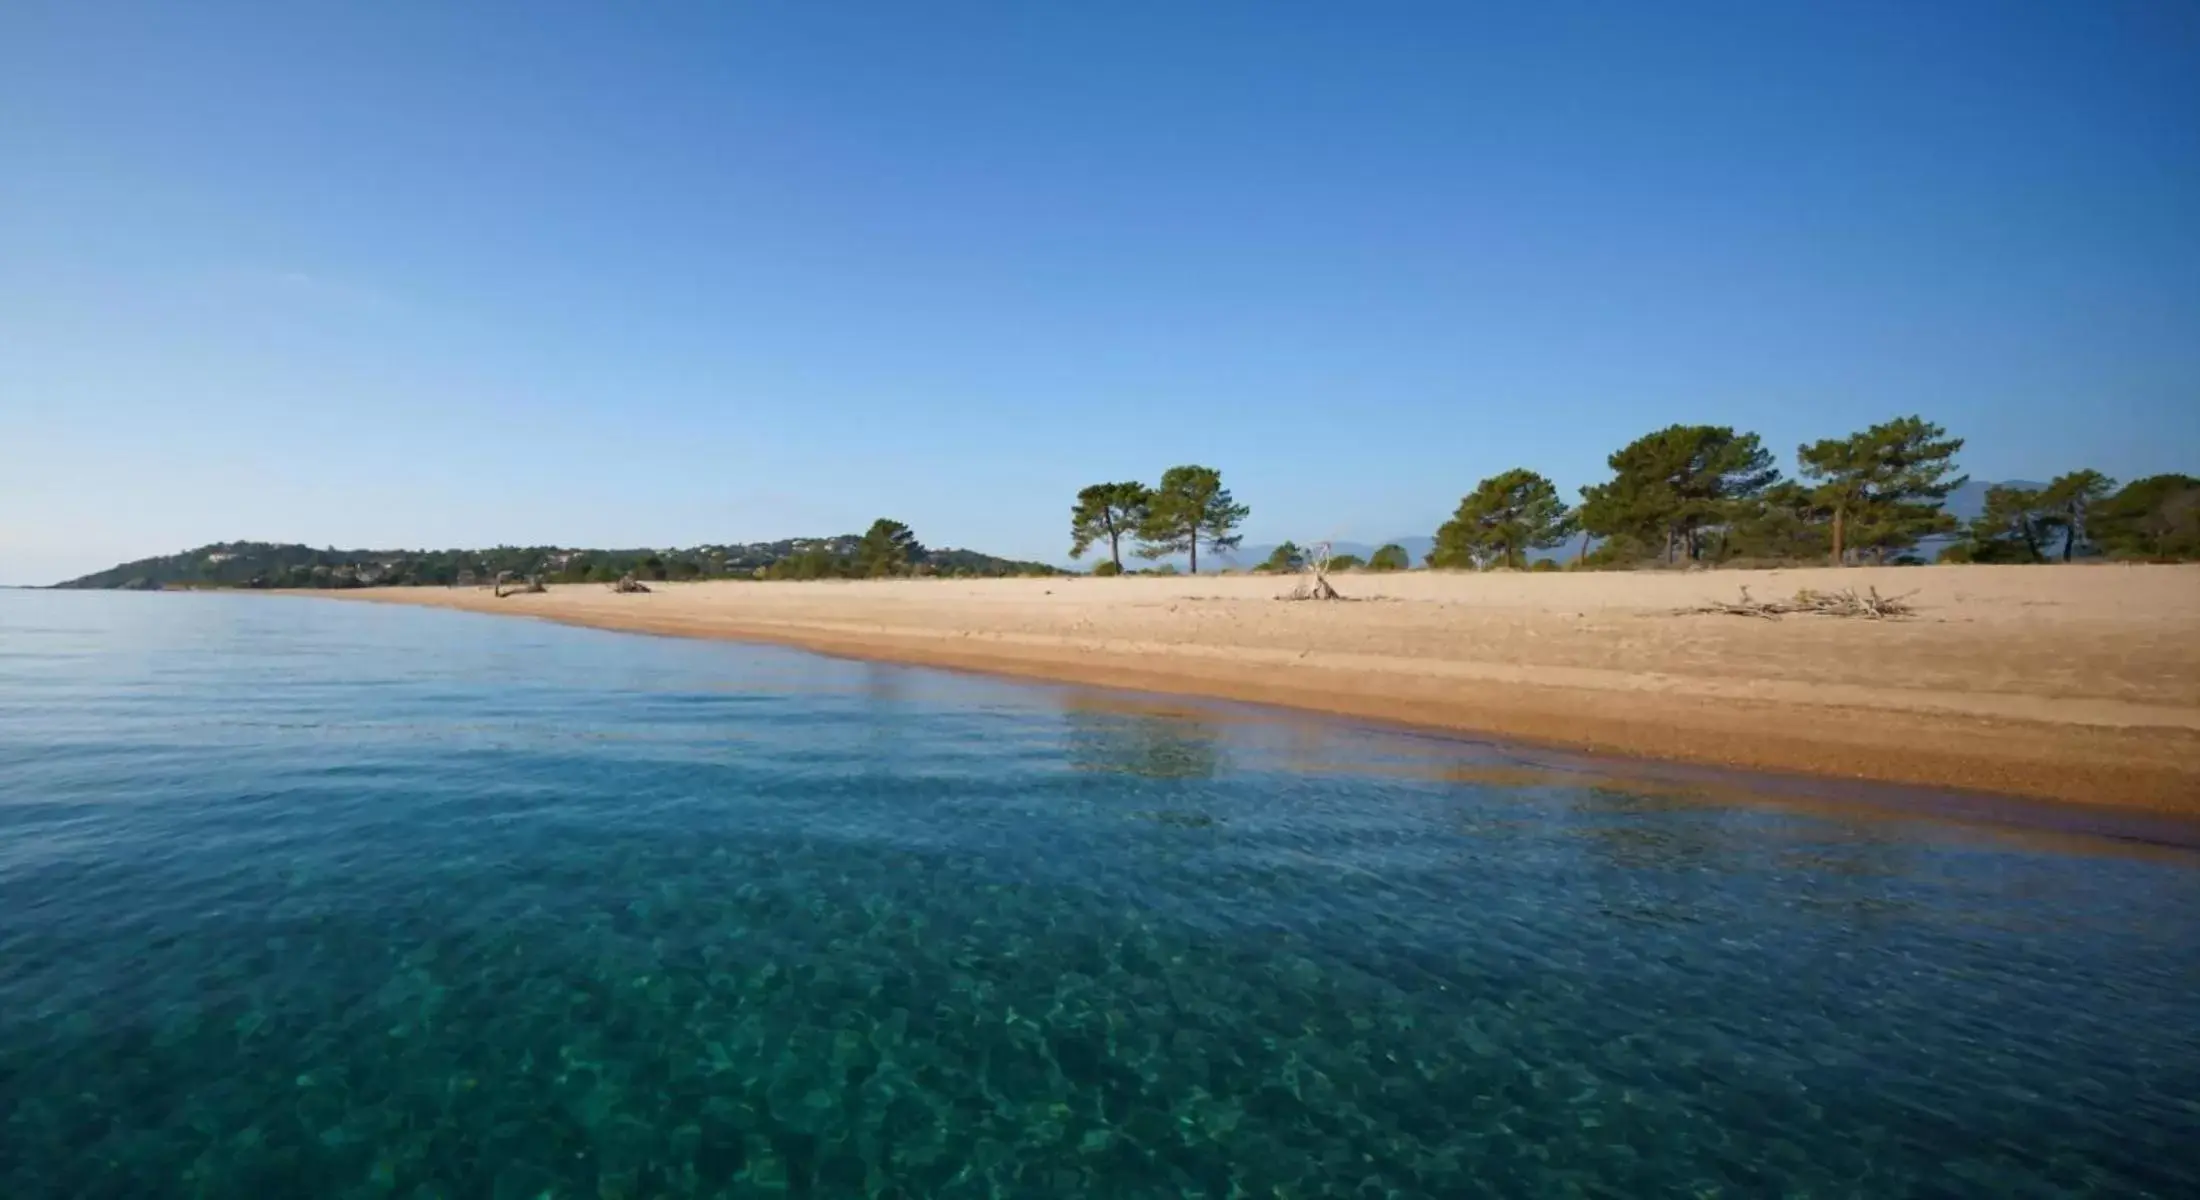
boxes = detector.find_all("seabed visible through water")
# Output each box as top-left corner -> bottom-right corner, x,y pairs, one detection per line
2,590 -> 2195,1197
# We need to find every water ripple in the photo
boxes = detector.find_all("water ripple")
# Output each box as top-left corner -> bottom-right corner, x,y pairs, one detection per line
1,591 -> 2195,1198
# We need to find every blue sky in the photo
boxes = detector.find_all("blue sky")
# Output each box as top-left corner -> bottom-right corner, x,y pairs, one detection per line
4,1 -> 2196,583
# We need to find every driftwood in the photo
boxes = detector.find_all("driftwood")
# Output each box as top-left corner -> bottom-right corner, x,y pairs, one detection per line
1678,585 -> 1915,620
1279,576 -> 1344,601
1277,542 -> 1349,601
610,574 -> 652,594
495,573 -> 546,598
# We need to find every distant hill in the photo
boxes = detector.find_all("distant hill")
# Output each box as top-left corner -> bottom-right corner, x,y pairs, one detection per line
54,538 -> 1058,590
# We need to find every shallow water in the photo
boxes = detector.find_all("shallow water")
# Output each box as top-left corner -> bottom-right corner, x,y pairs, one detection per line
2,590 -> 2196,1198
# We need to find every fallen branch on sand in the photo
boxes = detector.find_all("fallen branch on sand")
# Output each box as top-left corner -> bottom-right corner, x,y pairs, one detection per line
610,574 -> 652,594
1276,542 -> 1349,601
1678,585 -> 1915,620
1278,576 -> 1346,601
494,572 -> 547,598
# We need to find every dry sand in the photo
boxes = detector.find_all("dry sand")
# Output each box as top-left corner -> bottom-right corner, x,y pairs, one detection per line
338,564 -> 2200,813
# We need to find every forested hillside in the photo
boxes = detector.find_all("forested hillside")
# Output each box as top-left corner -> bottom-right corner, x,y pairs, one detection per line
56,536 -> 1057,590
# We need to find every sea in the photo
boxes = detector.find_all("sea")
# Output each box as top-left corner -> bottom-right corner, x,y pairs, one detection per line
1,589 -> 2195,1198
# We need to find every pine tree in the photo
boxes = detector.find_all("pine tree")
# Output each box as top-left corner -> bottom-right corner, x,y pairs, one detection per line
1259,542 -> 1306,572
857,519 -> 923,576
2089,475 -> 2200,560
2039,469 -> 2115,561
1430,469 -> 1576,570
1068,482 -> 1152,571
1796,417 -> 1966,564
1720,481 -> 1831,561
1137,466 -> 1248,574
1952,485 -> 2055,563
1576,425 -> 1780,563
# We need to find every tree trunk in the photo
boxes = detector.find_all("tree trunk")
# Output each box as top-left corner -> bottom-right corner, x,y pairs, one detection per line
1831,505 -> 1846,565
2062,508 -> 2076,562
1108,531 -> 1122,571
1576,532 -> 1589,565
1189,532 -> 1198,575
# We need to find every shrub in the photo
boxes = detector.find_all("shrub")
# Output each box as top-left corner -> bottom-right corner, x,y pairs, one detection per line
1368,544 -> 1411,572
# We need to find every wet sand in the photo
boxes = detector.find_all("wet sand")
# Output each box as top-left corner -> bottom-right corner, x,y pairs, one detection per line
335,565 -> 2200,814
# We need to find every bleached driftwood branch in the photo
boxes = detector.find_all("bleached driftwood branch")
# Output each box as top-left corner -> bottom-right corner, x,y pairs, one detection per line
1677,585 -> 1915,620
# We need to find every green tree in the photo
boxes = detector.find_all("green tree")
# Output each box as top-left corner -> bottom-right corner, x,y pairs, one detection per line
1367,543 -> 1411,572
1954,485 -> 2056,563
1091,560 -> 1123,577
1579,533 -> 1658,569
2089,474 -> 2200,560
1068,482 -> 1152,571
768,546 -> 848,580
1431,468 -> 1577,569
858,519 -> 923,576
1720,481 -> 1831,562
1137,465 -> 1248,574
1259,541 -> 1305,572
2039,469 -> 2116,561
1326,553 -> 1365,571
1797,416 -> 1966,564
1577,425 -> 1781,563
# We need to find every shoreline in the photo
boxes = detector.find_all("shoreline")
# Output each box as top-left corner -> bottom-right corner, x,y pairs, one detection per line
321,566 -> 2200,814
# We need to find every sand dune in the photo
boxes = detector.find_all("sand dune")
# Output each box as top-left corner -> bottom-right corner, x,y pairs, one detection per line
338,564 -> 2200,812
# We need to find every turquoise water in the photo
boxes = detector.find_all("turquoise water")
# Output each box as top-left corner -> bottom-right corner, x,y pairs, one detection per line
2,592 -> 2196,1198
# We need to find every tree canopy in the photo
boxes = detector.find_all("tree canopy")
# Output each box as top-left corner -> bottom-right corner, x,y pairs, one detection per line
1430,469 -> 1575,570
1797,416 -> 1966,563
1719,481 -> 1830,562
1259,542 -> 1306,572
1577,425 -> 1779,563
1949,484 -> 2056,563
1137,465 -> 1248,574
765,546 -> 848,581
1068,482 -> 1152,571
2089,474 -> 2200,560
2039,469 -> 2115,562
857,519 -> 924,577
1367,544 -> 1411,572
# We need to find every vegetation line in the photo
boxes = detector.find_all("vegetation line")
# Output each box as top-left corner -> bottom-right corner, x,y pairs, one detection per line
53,414 -> 2200,590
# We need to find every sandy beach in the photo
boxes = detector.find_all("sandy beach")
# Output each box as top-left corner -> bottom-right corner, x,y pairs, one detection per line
338,564 -> 2200,813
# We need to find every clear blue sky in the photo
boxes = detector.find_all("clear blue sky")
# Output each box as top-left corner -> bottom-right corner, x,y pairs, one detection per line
5,1 -> 2196,583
